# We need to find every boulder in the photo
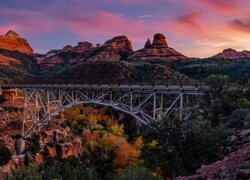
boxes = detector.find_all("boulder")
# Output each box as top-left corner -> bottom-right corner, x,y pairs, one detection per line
56,137 -> 82,159
45,146 -> 57,158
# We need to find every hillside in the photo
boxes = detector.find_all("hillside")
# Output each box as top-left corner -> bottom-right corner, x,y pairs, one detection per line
171,58 -> 250,82
0,48 -> 38,83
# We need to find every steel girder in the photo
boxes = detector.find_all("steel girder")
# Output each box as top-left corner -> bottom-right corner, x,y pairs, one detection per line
11,86 -> 203,137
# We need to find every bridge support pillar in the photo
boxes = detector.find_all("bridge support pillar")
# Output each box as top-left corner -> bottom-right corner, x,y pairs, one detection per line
180,94 -> 183,122
15,138 -> 26,155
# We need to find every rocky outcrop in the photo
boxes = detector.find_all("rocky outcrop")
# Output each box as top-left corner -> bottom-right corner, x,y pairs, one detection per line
85,35 -> 133,62
177,143 -> 250,180
0,30 -> 33,55
103,35 -> 133,51
152,33 -> 168,47
62,45 -> 74,52
0,155 -> 25,176
74,42 -> 93,53
128,33 -> 186,61
39,35 -> 133,69
56,137 -> 82,159
213,48 -> 250,59
144,39 -> 151,48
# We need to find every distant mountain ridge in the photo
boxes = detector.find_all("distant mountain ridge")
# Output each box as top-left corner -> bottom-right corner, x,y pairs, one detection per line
212,48 -> 250,59
0,30 -> 249,83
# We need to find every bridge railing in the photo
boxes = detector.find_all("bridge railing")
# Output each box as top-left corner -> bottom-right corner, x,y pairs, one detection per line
2,78 -> 205,86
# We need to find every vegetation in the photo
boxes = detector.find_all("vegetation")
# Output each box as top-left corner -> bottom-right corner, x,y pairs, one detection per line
6,74 -> 250,179
27,134 -> 41,155
141,118 -> 228,178
7,157 -> 98,180
0,143 -> 11,166
62,105 -> 143,177
0,95 -> 6,104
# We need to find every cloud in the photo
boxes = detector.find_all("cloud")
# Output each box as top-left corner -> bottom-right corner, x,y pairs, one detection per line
177,12 -> 202,30
0,0 -> 250,57
202,0 -> 239,16
231,19 -> 250,33
138,15 -> 152,18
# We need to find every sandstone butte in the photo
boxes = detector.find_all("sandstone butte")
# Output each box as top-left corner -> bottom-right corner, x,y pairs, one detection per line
0,30 -> 33,55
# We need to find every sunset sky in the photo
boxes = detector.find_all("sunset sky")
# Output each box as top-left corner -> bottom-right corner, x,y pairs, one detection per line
0,0 -> 250,57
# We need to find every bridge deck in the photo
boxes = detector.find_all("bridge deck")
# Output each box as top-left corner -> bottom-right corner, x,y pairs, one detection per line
0,84 -> 206,94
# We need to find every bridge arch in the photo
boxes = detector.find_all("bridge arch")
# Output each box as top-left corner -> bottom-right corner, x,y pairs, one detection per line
1,84 -> 204,137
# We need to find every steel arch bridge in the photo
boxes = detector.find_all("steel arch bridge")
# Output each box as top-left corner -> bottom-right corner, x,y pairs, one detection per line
0,84 -> 205,137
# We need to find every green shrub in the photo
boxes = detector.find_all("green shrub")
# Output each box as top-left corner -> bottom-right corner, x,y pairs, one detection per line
0,95 -> 6,104
3,106 -> 19,113
114,166 -> 162,180
7,165 -> 43,180
224,109 -> 250,129
7,157 -> 98,180
0,144 -> 11,166
141,117 -> 228,178
28,134 -> 41,155
9,120 -> 22,129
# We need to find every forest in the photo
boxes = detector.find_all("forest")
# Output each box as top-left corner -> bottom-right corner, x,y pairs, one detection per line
1,74 -> 250,179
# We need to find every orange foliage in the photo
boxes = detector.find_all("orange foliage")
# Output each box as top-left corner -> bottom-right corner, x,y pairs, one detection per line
63,105 -> 144,172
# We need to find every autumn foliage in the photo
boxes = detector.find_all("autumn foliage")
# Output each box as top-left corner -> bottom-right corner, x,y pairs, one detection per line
62,105 -> 143,174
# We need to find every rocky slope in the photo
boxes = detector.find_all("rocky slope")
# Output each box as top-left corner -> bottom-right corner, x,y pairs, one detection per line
171,57 -> 250,82
177,142 -> 250,180
0,48 -> 38,83
0,31 -> 33,55
53,60 -> 192,84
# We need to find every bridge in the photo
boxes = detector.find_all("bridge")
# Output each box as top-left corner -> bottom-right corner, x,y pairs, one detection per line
0,84 -> 205,137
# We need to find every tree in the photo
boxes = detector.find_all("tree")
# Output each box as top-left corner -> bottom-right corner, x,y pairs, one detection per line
202,74 -> 231,126
141,117 -> 228,178
0,144 -> 11,166
0,95 -> 6,104
114,166 -> 162,180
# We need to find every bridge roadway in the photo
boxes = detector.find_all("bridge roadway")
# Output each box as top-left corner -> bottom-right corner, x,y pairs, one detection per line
0,84 -> 206,94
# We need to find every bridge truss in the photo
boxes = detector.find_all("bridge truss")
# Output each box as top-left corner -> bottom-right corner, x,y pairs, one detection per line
1,84 -> 204,137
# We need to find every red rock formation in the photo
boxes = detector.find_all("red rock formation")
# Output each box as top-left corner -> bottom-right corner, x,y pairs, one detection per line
128,33 -> 186,61
213,48 -> 250,59
144,39 -> 151,48
0,30 -> 33,55
103,35 -> 133,51
152,33 -> 168,47
40,35 -> 133,68
74,42 -> 93,52
62,45 -> 74,52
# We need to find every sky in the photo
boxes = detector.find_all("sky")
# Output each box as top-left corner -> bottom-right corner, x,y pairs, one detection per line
0,0 -> 250,57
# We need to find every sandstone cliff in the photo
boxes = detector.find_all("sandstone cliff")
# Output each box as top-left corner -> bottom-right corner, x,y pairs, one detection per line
0,31 -> 33,55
